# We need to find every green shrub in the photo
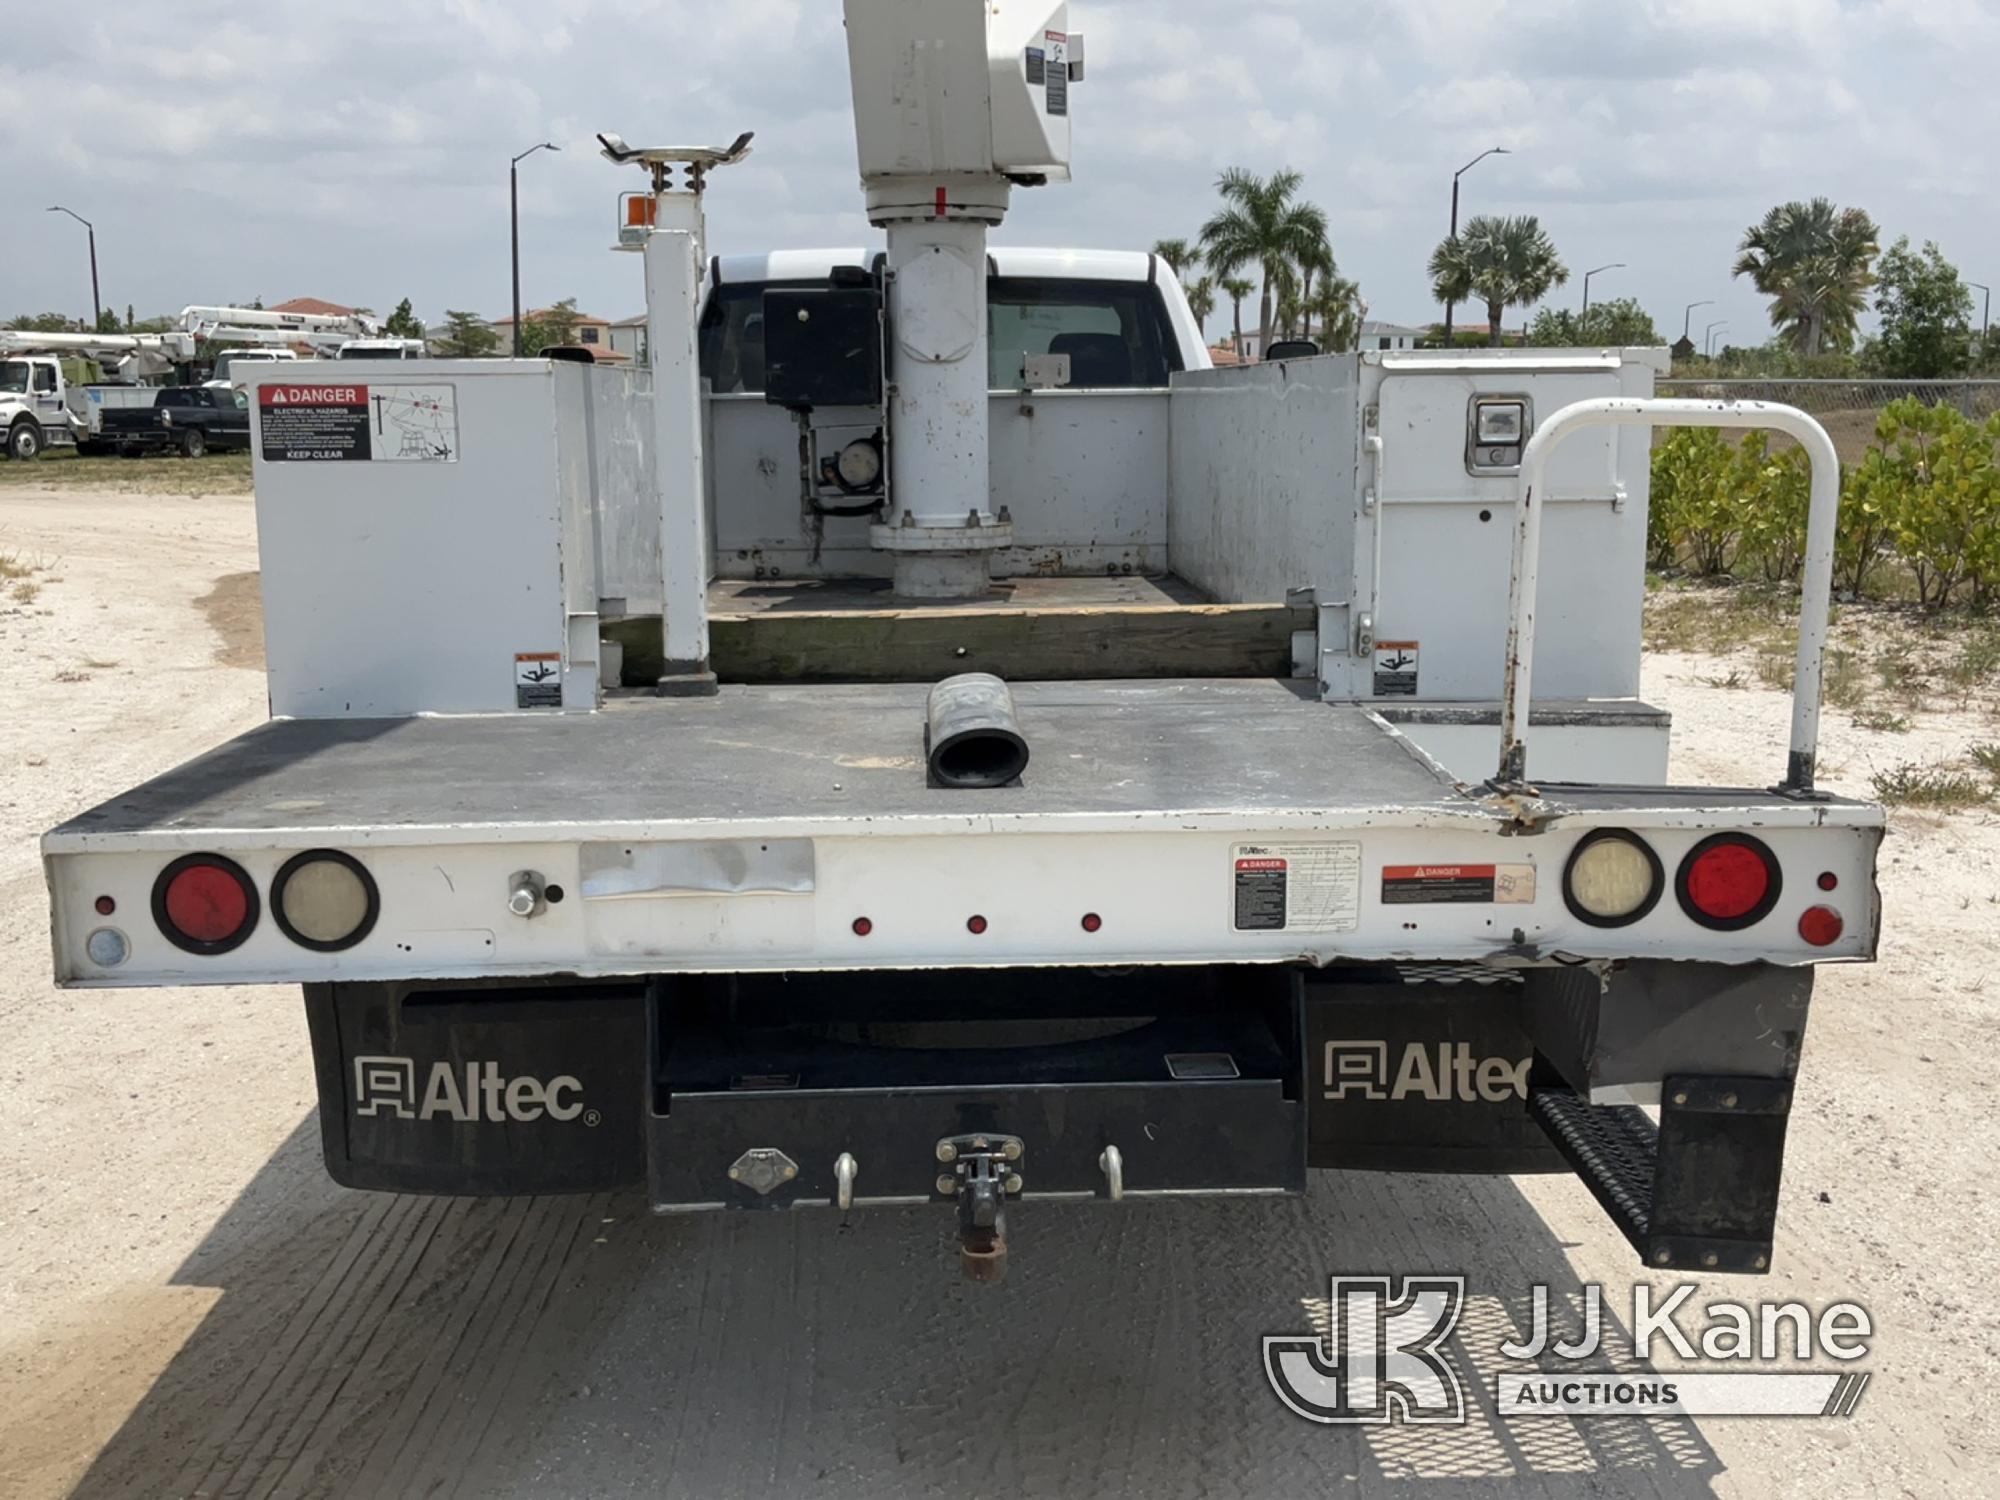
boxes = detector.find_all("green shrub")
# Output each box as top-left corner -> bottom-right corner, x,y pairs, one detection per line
1650,396 -> 2000,608
1863,400 -> 2000,608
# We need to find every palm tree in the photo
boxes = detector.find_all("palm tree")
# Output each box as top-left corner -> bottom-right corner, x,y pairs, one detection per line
1427,215 -> 1569,346
1221,277 -> 1255,354
1733,198 -> 1880,356
1186,276 -> 1217,332
1199,168 -> 1330,354
1308,273 -> 1366,353
1153,238 -> 1196,285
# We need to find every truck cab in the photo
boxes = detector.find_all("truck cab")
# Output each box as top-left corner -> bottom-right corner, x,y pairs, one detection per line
0,356 -> 89,462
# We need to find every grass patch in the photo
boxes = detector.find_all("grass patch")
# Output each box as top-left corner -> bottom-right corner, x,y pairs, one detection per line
1698,668 -> 1747,690
1852,708 -> 1912,733
1870,761 -> 1992,809
1972,744 -> 2000,779
0,449 -> 253,496
11,580 -> 41,603
1643,581 -> 1794,655
80,657 -> 120,670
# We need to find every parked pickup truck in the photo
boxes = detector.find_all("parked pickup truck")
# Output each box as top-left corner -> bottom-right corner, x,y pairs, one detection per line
100,385 -> 251,457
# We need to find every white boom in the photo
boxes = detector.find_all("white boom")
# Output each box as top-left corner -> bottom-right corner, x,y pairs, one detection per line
0,304 -> 384,378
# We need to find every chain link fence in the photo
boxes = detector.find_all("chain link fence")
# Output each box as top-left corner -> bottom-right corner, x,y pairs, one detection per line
1657,379 -> 2000,462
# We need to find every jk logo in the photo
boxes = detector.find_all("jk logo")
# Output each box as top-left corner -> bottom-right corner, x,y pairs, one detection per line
1264,1276 -> 1467,1425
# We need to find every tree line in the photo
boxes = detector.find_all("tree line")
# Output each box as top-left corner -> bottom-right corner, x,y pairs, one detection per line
1151,172 -> 1993,377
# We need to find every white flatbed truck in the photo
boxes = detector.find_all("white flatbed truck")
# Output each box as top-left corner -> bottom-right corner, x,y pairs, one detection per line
43,0 -> 1880,1284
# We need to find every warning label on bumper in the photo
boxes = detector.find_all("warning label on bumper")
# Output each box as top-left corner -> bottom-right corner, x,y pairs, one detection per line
1381,864 -> 1536,905
1233,843 -> 1361,933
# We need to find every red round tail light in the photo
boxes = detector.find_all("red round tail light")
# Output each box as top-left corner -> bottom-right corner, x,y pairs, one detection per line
152,854 -> 259,954
1676,834 -> 1782,931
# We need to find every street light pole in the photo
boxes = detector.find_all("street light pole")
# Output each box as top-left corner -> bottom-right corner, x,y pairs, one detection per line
1580,262 -> 1625,320
1442,146 -> 1509,343
1682,299 -> 1714,341
510,142 -> 561,356
1704,320 -> 1728,358
1969,282 -> 1991,338
46,206 -> 100,329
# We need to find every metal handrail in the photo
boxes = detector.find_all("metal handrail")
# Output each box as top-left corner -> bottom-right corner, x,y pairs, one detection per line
1497,398 -> 1841,794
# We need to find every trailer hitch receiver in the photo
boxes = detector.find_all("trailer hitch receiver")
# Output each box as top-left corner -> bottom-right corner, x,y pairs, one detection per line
936,1133 -> 1024,1284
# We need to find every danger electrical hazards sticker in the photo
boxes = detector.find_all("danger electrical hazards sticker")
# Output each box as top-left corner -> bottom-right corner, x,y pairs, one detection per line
259,383 -> 459,463
1232,843 -> 1361,933
1381,864 -> 1537,905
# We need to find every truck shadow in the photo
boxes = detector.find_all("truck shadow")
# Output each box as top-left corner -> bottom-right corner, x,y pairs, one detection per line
67,1116 -> 1724,1499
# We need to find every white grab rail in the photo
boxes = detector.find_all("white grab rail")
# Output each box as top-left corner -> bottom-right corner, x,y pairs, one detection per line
1498,398 -> 1841,794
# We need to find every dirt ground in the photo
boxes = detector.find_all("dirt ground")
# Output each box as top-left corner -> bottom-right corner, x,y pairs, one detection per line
2,482 -> 1997,1499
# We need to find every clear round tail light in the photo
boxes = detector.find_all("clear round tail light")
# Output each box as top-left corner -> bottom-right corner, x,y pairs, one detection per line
272,850 -> 379,951
1562,830 -> 1664,928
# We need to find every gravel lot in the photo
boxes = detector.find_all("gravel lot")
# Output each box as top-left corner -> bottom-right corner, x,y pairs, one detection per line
1,480 -> 1996,1498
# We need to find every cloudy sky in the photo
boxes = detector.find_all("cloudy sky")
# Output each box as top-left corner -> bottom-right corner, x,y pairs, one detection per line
4,0 -> 1995,345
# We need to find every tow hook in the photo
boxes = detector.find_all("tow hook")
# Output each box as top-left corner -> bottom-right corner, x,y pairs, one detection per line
936,1133 -> 1023,1284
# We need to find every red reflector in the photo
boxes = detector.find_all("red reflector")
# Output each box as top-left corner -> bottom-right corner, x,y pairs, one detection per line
164,863 -> 251,944
1683,842 -> 1771,921
1799,906 -> 1844,947
967,915 -> 988,934
1817,871 -> 1839,892
1081,912 -> 1103,933
851,916 -> 873,937
95,894 -> 116,916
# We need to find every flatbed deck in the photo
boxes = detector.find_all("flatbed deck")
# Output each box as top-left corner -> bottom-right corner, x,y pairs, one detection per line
51,680 -> 1473,848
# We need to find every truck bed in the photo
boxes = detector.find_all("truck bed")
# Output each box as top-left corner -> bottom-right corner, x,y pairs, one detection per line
44,679 -> 1883,988
51,680 -> 1471,846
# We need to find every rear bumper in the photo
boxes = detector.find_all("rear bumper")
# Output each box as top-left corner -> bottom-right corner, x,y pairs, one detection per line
304,959 -> 1812,1274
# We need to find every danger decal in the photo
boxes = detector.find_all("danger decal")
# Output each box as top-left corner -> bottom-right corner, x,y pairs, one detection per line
1381,864 -> 1537,905
1232,843 -> 1362,933
259,382 -> 458,463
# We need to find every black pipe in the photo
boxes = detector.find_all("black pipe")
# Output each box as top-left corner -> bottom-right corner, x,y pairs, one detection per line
926,674 -> 1029,789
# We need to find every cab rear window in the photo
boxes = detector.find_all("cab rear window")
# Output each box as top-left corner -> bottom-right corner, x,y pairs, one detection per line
698,274 -> 1181,395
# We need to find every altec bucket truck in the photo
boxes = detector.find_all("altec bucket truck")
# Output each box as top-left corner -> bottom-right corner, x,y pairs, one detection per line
41,1 -> 1880,1283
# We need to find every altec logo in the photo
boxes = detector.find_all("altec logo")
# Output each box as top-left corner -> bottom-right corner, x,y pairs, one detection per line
352,1056 -> 588,1124
1324,1040 -> 1531,1103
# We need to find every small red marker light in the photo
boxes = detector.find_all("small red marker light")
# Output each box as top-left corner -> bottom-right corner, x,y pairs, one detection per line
95,895 -> 116,916
851,916 -> 873,937
1798,905 -> 1844,947
967,915 -> 988,934
1817,871 -> 1839,892
1081,913 -> 1103,933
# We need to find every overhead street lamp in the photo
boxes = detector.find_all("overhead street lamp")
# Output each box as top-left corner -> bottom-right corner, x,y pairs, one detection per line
511,142 -> 562,356
1580,262 -> 1624,319
1704,320 -> 1729,358
46,205 -> 101,330
1442,146 -> 1510,343
1682,299 -> 1715,341
1969,281 -> 1991,339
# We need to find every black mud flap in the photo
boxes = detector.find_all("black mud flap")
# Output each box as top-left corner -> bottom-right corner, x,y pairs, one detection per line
304,980 -> 650,1196
1303,970 -> 1567,1174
